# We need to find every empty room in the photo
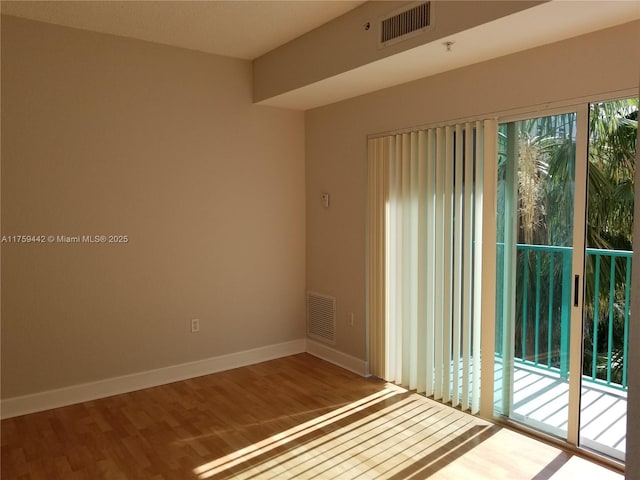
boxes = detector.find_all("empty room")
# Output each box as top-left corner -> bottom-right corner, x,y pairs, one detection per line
1,1 -> 639,479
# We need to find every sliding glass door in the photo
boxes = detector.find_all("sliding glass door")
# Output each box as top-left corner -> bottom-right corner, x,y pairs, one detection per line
495,111 -> 583,439
579,98 -> 637,460
495,97 -> 637,461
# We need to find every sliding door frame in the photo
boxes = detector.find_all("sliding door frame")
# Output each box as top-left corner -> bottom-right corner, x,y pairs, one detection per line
569,104 -> 589,446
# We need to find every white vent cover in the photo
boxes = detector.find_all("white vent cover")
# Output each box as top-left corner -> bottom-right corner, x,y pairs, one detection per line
379,1 -> 431,48
307,292 -> 336,344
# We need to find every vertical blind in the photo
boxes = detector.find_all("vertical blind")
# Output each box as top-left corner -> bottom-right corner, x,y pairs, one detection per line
368,120 -> 497,415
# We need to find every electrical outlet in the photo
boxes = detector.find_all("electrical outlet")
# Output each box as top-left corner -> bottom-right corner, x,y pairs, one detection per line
191,318 -> 200,333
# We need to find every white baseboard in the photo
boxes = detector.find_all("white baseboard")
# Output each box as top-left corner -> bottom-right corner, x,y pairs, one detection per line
1,338 -> 306,419
305,339 -> 369,376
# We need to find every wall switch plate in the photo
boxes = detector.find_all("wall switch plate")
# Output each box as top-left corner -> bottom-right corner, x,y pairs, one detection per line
191,318 -> 200,333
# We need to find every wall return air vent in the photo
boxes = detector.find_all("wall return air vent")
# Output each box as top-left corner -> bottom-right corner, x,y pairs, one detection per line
307,292 -> 336,345
380,1 -> 431,47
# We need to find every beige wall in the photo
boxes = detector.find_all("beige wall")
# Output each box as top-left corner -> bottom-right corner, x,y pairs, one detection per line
1,16 -> 305,398
305,21 -> 640,361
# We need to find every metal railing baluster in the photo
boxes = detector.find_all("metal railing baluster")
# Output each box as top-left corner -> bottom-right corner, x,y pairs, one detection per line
547,252 -> 555,369
607,256 -> 615,385
623,256 -> 631,388
560,250 -> 571,379
523,251 -> 529,361
535,251 -> 541,365
593,255 -> 601,381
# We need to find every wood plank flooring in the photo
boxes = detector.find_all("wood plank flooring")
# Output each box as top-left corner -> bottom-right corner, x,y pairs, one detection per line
1,353 -> 623,479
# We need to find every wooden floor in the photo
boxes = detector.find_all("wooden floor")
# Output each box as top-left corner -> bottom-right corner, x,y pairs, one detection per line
1,354 -> 624,480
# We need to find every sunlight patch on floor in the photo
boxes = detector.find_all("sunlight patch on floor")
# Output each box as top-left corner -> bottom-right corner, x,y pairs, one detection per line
193,383 -> 407,479
193,384 -> 495,480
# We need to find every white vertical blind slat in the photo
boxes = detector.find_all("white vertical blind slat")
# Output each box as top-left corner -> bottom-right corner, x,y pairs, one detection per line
367,136 -> 388,379
401,133 -> 411,386
433,127 -> 445,400
408,132 -> 420,390
416,130 -> 428,394
480,119 -> 498,418
425,129 -> 436,396
393,135 -> 403,383
472,121 -> 484,415
366,138 -> 377,375
452,124 -> 464,408
443,126 -> 454,402
385,136 -> 396,381
461,123 -> 474,411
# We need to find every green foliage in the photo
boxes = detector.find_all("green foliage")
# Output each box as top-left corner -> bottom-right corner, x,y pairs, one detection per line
587,100 -> 637,251
583,99 -> 637,384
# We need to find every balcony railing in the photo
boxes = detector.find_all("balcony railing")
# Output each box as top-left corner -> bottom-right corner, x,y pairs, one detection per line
497,243 -> 632,391
585,247 -> 632,390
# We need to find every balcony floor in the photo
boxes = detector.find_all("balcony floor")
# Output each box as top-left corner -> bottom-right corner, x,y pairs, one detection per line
495,360 -> 626,460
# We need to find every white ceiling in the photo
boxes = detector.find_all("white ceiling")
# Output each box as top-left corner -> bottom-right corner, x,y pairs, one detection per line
0,0 -> 366,60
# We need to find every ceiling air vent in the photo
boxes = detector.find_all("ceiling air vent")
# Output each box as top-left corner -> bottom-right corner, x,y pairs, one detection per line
380,1 -> 431,47
307,292 -> 336,345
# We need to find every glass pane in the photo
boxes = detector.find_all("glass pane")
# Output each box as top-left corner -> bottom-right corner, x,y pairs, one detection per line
495,112 -> 577,439
580,98 -> 637,460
